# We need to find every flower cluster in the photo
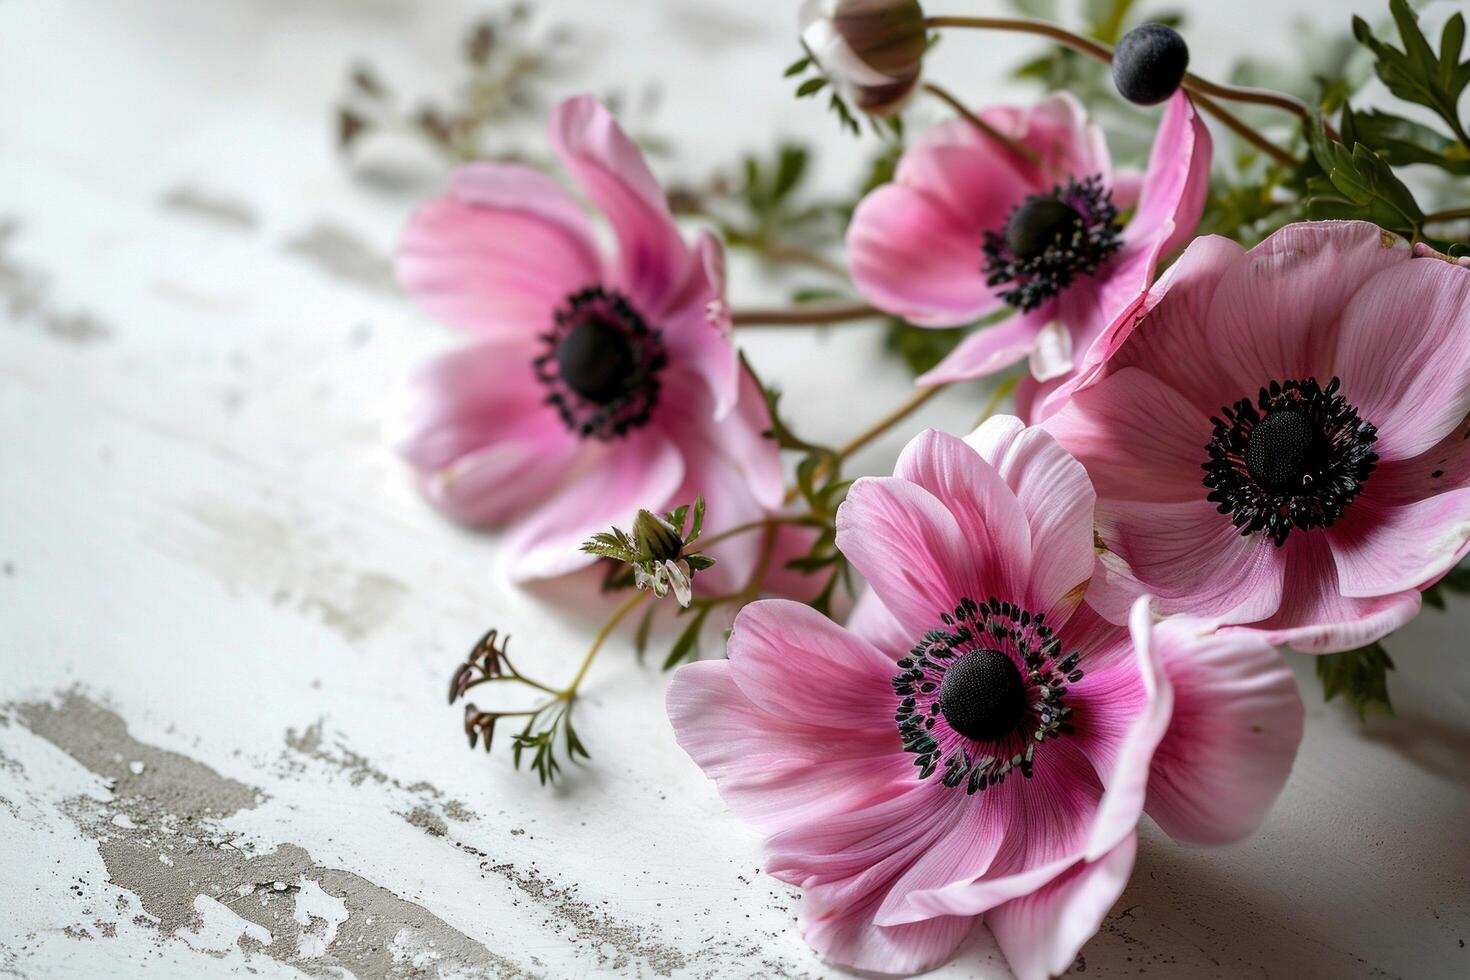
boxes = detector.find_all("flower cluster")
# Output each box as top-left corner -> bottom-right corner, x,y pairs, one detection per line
381,0 -> 1470,976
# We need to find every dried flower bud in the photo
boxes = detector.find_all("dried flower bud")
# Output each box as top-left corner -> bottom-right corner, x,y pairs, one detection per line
799,0 -> 927,117
633,509 -> 684,563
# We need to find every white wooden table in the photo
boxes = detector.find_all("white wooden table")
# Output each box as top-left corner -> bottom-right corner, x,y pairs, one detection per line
1,1 -> 1465,977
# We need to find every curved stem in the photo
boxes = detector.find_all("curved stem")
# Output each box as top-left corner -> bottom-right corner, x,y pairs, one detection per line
731,301 -> 883,327
922,82 -> 1041,164
685,513 -> 827,553
925,14 -> 1303,165
560,591 -> 648,698
1424,207 -> 1470,225
785,384 -> 947,504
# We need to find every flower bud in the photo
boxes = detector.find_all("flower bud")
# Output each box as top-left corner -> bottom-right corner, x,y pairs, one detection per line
799,0 -> 928,117
633,509 -> 684,563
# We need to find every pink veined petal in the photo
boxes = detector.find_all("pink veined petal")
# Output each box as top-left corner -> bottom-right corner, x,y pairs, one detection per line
1085,546 -> 1148,626
847,179 -> 1013,327
1224,532 -> 1421,653
400,340 -> 580,526
725,600 -> 898,730
892,429 -> 1035,609
1043,366 -> 1216,505
977,92 -> 1112,186
504,429 -> 684,581
1145,617 -> 1303,844
835,476 -> 975,636
1110,168 -> 1143,212
985,833 -> 1138,980
1078,597 -> 1172,861
1013,373 -> 1062,426
1328,486 -> 1470,598
964,416 -> 1096,618
1030,318 -> 1076,382
549,95 -> 690,311
915,308 -> 1050,385
666,654 -> 910,837
655,231 -> 739,419
1332,255 -> 1470,461
1125,91 -> 1212,261
397,165 -> 603,338
846,587 -> 914,660
1097,499 -> 1287,626
1202,221 -> 1411,396
1081,234 -> 1246,415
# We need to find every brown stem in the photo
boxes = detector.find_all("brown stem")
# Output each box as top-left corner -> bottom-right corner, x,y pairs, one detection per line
925,14 -> 1304,165
1424,207 -> 1470,225
922,82 -> 1041,164
731,302 -> 883,327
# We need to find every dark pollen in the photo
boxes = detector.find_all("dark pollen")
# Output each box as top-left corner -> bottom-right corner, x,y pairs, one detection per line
1006,197 -> 1083,262
938,648 -> 1026,743
556,320 -> 635,404
982,175 -> 1123,311
1246,409 -> 1317,493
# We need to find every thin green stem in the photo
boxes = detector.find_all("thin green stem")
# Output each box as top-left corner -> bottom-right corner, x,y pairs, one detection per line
685,513 -> 827,553
785,384 -> 947,505
560,591 -> 649,698
731,302 -> 883,327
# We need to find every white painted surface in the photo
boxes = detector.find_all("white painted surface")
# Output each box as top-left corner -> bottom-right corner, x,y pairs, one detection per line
0,1 -> 1465,978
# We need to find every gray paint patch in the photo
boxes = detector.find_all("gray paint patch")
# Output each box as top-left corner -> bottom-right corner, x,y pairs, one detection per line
15,692 -> 536,979
0,220 -> 113,345
284,221 -> 395,294
159,185 -> 259,232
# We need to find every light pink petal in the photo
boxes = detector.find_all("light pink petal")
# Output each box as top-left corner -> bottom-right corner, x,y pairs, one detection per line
1146,618 -> 1303,844
1044,367 -> 1216,505
893,429 -> 1035,608
800,895 -> 973,976
550,95 -> 690,310
1037,244 -> 1151,417
505,430 -> 684,581
656,231 -> 740,419
400,340 -> 579,526
836,476 -> 973,635
1125,92 -> 1212,260
985,833 -> 1138,980
1328,487 -> 1470,598
916,309 -> 1048,385
1081,235 -> 1246,414
976,92 -> 1112,186
725,600 -> 897,729
667,649 -> 909,837
1078,598 -> 1172,861
1332,255 -> 1470,461
1203,221 -> 1411,395
964,416 -> 1096,615
846,587 -> 913,659
1098,499 -> 1286,625
1227,532 -> 1421,653
397,164 -> 602,337
847,179 -> 1013,326
1110,168 -> 1143,211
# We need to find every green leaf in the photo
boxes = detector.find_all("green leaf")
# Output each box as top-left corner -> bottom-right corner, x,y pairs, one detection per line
632,604 -> 656,662
796,77 -> 827,98
1353,1 -> 1470,146
784,55 -> 812,77
688,495 -> 706,541
1305,113 -> 1424,237
1316,642 -> 1395,720
883,318 -> 968,376
1344,106 -> 1470,174
662,607 -> 709,670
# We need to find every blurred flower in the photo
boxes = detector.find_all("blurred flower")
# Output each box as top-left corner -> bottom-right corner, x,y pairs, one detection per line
1044,221 -> 1470,653
847,92 -> 1210,419
668,420 -> 1301,976
799,0 -> 928,116
398,95 -> 782,584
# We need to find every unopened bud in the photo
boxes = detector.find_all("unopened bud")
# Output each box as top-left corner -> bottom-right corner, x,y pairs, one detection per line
633,509 -> 684,562
799,0 -> 927,117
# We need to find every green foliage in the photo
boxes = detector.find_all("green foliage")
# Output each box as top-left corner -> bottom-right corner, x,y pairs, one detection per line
1315,643 -> 1395,720
1304,112 -> 1425,239
510,703 -> 590,786
582,497 -> 713,607
1353,0 -> 1470,147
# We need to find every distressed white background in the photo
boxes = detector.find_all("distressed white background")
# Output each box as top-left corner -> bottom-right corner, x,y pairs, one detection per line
1,0 -> 1467,978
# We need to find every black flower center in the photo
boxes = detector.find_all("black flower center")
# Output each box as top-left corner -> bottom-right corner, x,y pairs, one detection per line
535,286 -> 667,440
893,596 -> 1083,794
556,320 -> 635,404
938,648 -> 1026,742
982,175 -> 1123,312
1203,377 -> 1378,546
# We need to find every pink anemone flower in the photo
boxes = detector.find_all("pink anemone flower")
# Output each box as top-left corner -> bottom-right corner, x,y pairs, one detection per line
397,95 -> 781,584
846,91 -> 1209,416
1044,220 -> 1470,653
667,421 -> 1302,977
